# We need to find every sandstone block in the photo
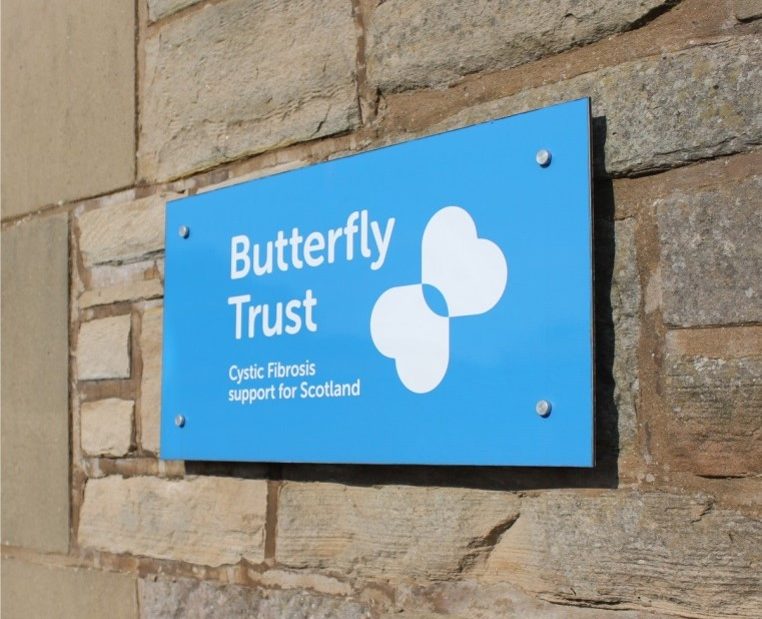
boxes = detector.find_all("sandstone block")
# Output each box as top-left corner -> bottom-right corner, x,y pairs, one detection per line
81,398 -> 134,457
78,475 -> 268,566
1,0 -> 134,218
139,0 -> 359,182
80,279 -> 164,309
393,580 -> 661,619
735,0 -> 762,21
2,558 -> 137,619
148,0 -> 200,22
77,315 -> 132,380
78,195 -> 166,267
662,326 -> 761,476
139,577 -> 371,619
139,307 -> 163,454
432,37 -> 761,177
368,0 -> 668,93
657,176 -> 761,327
480,491 -> 762,617
276,482 -> 520,579
1,215 -> 69,552
596,218 -> 641,467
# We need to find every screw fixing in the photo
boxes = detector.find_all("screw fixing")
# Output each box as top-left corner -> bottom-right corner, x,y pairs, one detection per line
535,400 -> 552,417
178,225 -> 190,238
535,149 -> 552,167
175,414 -> 186,428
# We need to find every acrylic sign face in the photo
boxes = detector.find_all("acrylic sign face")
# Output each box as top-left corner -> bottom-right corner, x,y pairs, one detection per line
161,98 -> 593,466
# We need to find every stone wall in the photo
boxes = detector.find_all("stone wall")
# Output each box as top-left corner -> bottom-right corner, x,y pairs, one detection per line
2,1 -> 761,617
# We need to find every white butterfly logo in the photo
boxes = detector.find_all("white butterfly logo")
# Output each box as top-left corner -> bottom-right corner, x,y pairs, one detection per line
370,206 -> 508,393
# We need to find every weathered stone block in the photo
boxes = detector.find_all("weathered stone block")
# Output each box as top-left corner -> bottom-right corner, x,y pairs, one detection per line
148,0 -> 200,22
139,306 -> 163,454
735,0 -> 762,21
479,491 -> 762,617
2,558 -> 137,619
1,0 -> 134,218
662,326 -> 761,476
78,475 -> 268,566
80,279 -> 164,309
81,398 -> 134,457
432,37 -> 761,177
77,315 -> 132,380
596,218 -> 641,467
368,0 -> 669,93
139,0 -> 359,182
276,482 -> 520,579
1,215 -> 69,552
139,577 -> 371,619
78,195 -> 166,267
392,580 -> 661,619
657,176 -> 761,327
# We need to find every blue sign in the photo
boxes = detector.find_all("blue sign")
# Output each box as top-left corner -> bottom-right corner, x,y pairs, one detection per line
161,98 -> 593,466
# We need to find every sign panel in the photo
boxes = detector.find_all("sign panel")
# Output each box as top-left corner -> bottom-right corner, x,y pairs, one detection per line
161,98 -> 593,466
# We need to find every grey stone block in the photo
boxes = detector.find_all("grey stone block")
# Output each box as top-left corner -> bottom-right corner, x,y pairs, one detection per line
657,176 -> 762,327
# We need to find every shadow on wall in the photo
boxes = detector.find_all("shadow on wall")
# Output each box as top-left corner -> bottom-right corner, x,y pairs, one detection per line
187,117 -> 622,492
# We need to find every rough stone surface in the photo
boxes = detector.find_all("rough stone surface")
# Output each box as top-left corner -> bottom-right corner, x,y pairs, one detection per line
479,491 -> 762,617
368,0 -> 669,93
735,0 -> 762,21
392,580 -> 662,618
81,398 -> 134,457
148,0 -> 200,22
80,279 -> 164,309
139,307 -> 163,454
77,315 -> 132,380
139,0 -> 360,182
431,37 -> 762,177
78,195 -> 167,267
139,578 -> 371,619
1,0 -> 134,218
663,327 -> 761,476
277,482 -> 521,579
1,215 -> 69,553
657,175 -> 761,327
1,558 -> 137,619
598,218 -> 641,466
78,476 -> 268,566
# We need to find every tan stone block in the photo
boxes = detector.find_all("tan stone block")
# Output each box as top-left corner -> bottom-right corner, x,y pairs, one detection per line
148,0 -> 200,21
1,558 -> 137,619
139,0 -> 359,182
77,315 -> 132,380
1,215 -> 69,552
368,0 -> 669,92
479,491 -> 762,617
78,195 -> 167,267
661,327 -> 761,476
81,398 -> 134,457
79,279 -> 164,309
78,475 -> 268,566
276,482 -> 520,579
1,0 -> 134,218
139,307 -> 163,453
393,580 -> 659,619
